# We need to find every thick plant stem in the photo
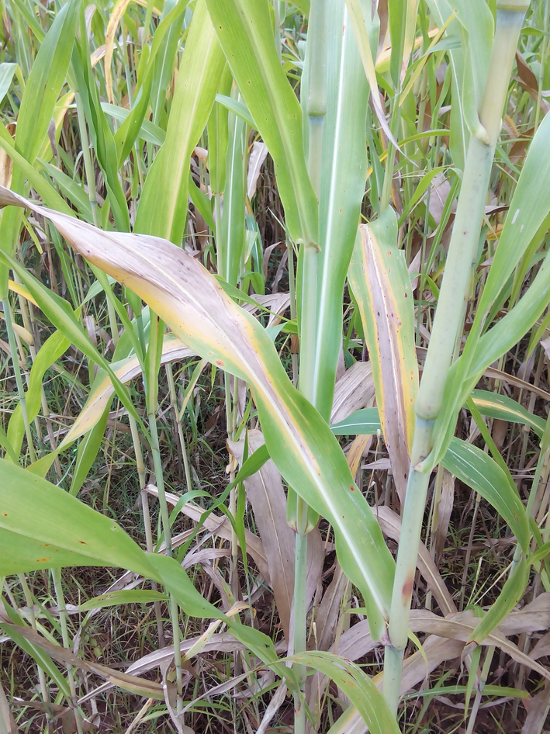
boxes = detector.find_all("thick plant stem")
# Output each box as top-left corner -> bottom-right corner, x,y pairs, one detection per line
292,1 -> 326,730
384,2 -> 529,716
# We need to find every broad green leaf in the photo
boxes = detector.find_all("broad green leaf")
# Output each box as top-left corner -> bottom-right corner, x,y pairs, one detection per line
215,94 -> 255,129
468,557 -> 530,645
0,187 -> 395,622
79,589 -> 169,611
330,408 -> 382,436
349,212 -> 419,502
289,651 -> 400,734
471,389 -> 544,438
0,459 -> 159,579
308,0 -> 370,421
450,0 -> 494,141
205,0 -> 318,247
135,0 -> 225,243
441,438 -> 529,553
0,0 -> 79,295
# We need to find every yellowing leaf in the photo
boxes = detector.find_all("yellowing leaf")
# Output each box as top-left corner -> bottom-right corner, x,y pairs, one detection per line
349,212 -> 418,503
0,185 -> 395,623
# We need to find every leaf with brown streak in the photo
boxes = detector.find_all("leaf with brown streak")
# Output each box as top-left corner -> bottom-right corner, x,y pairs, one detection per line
228,430 -> 296,642
349,211 -> 419,504
0,185 -> 395,624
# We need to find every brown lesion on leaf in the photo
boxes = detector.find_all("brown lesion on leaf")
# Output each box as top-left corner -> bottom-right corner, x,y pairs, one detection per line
401,572 -> 414,600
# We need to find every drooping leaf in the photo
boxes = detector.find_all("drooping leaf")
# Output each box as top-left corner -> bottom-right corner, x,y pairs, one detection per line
0,186 -> 395,623
441,438 -> 529,553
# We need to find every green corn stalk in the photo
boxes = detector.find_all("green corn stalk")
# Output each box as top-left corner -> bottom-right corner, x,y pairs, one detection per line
383,0 -> 531,714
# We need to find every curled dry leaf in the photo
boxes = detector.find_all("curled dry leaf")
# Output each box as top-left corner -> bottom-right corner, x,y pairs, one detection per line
330,361 -> 375,425
145,483 -> 270,582
60,334 -> 194,447
228,430 -> 295,642
247,141 -> 269,200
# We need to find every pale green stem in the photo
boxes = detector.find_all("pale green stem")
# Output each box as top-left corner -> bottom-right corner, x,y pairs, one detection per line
129,414 -> 165,648
148,415 -> 183,715
3,298 -> 35,463
18,574 -> 52,731
293,1 -> 327,730
384,3 -> 529,716
52,568 -> 84,734
166,363 -> 193,496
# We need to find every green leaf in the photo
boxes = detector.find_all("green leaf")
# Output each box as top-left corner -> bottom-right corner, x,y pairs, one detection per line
7,331 -> 70,461
135,0 -> 226,243
308,0 -> 370,421
79,589 -> 169,611
289,651 -> 400,734
0,63 -> 17,106
0,459 -> 159,579
468,557 -> 530,644
349,211 -> 419,501
432,111 -> 550,463
330,408 -> 382,435
215,93 -> 255,128
442,438 -> 529,553
101,102 -> 165,146
0,0 -> 79,295
206,0 -> 318,247
471,389 -> 545,438
0,186 -> 396,624
69,406 -> 110,496
0,247 -> 148,444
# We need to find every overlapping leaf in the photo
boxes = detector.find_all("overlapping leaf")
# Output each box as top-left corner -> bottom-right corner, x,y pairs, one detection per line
0,186 -> 395,622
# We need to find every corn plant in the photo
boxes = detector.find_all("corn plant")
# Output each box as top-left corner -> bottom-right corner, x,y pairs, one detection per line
1,0 -> 550,731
